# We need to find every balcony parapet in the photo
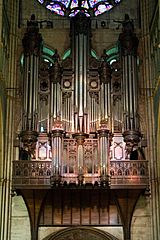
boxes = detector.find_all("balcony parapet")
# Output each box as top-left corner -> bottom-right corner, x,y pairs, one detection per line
12,160 -> 149,189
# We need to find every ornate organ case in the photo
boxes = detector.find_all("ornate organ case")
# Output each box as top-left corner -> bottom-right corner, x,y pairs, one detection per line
12,14 -> 149,240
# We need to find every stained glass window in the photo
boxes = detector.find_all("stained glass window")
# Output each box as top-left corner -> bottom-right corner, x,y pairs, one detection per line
37,0 -> 121,17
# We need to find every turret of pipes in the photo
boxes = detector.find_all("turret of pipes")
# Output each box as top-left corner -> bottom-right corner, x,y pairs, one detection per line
49,50 -> 62,129
98,53 -> 112,185
20,14 -> 42,158
71,13 -> 90,135
119,14 -> 141,151
70,13 -> 90,180
49,50 -> 63,182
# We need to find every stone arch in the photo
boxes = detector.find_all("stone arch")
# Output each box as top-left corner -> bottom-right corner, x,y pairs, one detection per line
42,227 -> 119,240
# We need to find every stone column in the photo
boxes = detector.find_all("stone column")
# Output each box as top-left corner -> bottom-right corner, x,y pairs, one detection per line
0,1 -> 19,239
140,0 -> 160,239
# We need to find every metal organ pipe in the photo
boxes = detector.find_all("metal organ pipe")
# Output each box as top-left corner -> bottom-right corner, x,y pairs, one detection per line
50,81 -> 54,125
133,56 -> 138,128
28,56 -> 33,129
53,83 -> 57,118
105,82 -> 111,128
63,92 -> 72,132
83,36 -> 87,115
100,84 -> 104,121
75,36 -> 79,111
79,34 -> 83,117
33,57 -> 39,130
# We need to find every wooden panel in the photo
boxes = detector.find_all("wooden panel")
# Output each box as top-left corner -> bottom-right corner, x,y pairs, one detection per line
81,190 -> 90,225
39,189 -> 122,226
90,191 -> 99,225
53,190 -> 62,225
62,190 -> 71,224
71,191 -> 80,224
43,194 -> 52,225
99,191 -> 109,225
109,205 -> 118,225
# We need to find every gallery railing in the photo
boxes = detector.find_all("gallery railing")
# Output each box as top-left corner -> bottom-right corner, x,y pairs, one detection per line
12,159 -> 148,188
12,136 -> 149,189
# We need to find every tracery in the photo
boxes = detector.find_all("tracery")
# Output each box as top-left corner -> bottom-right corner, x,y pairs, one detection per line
37,0 -> 121,17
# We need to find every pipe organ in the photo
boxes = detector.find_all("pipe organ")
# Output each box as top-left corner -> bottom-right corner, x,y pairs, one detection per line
17,14 -> 147,187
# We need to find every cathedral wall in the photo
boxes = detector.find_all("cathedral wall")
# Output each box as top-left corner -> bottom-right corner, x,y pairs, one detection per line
39,28 -> 120,58
11,196 -> 31,240
40,29 -> 70,57
131,196 -> 151,240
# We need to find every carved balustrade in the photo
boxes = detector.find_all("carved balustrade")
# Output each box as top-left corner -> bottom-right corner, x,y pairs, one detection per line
12,136 -> 148,189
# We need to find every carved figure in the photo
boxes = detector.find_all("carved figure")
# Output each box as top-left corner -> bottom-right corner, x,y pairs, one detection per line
118,14 -> 139,56
22,14 -> 43,56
